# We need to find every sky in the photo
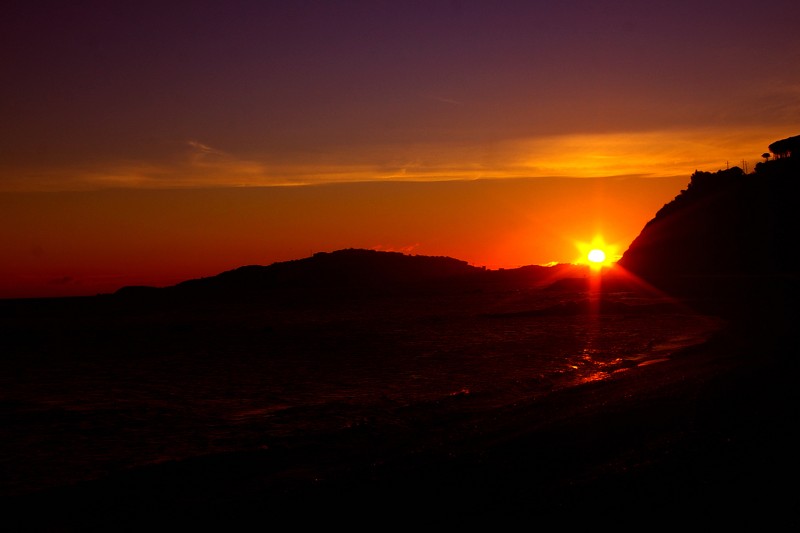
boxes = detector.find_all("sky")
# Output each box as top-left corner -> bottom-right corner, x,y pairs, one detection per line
2,0 -> 799,298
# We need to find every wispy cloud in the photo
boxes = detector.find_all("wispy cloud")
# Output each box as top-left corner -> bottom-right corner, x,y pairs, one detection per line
1,127 -> 795,192
370,243 -> 420,254
423,94 -> 464,106
186,140 -> 223,154
0,141 -> 274,191
505,126 -> 797,178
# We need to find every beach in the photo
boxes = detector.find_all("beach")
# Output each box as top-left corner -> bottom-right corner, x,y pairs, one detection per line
2,285 -> 797,530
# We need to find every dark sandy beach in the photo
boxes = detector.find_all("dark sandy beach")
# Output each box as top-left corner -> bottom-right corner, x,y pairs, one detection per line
4,294 -> 796,531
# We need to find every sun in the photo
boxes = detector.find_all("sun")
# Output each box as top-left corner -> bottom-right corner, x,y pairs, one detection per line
587,248 -> 606,264
575,236 -> 618,270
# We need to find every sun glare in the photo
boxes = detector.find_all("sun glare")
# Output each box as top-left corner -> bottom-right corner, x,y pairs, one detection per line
575,236 -> 618,270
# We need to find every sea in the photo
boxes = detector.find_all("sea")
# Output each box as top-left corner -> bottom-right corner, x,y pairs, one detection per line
0,284 -> 725,499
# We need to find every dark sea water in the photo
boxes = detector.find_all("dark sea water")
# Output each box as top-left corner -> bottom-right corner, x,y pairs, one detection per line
0,286 -> 725,499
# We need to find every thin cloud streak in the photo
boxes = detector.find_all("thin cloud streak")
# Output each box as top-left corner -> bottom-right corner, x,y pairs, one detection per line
1,126 -> 793,192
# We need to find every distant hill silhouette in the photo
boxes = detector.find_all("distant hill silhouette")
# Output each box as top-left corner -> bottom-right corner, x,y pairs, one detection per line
115,248 -> 587,301
173,249 -> 481,291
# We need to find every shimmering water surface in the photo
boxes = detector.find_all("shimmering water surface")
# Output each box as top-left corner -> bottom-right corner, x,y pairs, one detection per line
0,288 -> 725,497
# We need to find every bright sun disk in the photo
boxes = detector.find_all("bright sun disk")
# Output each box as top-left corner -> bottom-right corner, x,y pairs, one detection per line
588,249 -> 606,263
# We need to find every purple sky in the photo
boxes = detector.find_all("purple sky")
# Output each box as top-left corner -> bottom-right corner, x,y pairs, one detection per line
3,0 -> 798,189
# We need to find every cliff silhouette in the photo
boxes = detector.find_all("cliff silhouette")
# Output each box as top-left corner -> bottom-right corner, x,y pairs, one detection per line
617,141 -> 800,309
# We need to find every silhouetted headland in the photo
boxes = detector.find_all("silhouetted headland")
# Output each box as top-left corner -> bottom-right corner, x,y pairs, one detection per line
615,143 -> 799,332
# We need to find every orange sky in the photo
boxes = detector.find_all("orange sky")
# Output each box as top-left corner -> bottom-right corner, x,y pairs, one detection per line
3,125 -> 796,298
2,2 -> 798,298
2,175 -> 689,298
